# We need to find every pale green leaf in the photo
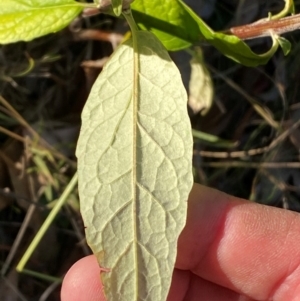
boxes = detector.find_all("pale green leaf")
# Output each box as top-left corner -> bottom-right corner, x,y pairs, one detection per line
76,30 -> 193,300
0,0 -> 83,44
188,47 -> 214,115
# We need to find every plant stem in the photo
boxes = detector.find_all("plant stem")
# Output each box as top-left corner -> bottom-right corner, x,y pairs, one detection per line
225,13 -> 300,40
21,269 -> 61,283
123,9 -> 138,33
16,172 -> 78,273
270,0 -> 294,20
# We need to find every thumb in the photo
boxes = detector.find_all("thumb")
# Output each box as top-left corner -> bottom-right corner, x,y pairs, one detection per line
61,255 -> 106,301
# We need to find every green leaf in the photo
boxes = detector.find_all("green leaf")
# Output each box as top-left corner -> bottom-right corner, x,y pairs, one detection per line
0,0 -> 83,44
276,36 -> 291,56
76,29 -> 193,300
131,0 -> 280,66
131,0 -> 201,50
206,31 -> 279,67
192,129 -> 237,148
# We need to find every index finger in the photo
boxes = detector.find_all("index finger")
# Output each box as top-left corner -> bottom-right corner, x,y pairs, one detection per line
176,184 -> 300,300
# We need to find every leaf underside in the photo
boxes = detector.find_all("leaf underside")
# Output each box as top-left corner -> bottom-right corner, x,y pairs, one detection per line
0,0 -> 83,44
76,31 -> 193,300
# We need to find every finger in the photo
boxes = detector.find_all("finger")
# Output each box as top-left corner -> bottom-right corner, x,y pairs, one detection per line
176,183 -> 300,300
61,254 -> 253,301
167,269 -> 255,301
61,255 -> 106,301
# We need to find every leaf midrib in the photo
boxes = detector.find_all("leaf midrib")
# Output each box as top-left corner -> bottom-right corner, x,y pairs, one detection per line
131,28 -> 139,301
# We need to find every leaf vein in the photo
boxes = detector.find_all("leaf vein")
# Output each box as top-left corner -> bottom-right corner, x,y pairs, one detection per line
137,241 -> 162,284
95,94 -> 133,183
107,169 -> 131,185
137,121 -> 178,180
110,241 -> 134,270
136,182 -> 166,213
100,199 -> 132,234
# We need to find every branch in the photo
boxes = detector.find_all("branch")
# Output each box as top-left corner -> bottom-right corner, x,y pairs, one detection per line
225,13 -> 300,40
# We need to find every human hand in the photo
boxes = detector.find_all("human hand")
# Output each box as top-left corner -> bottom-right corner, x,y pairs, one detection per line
61,184 -> 300,301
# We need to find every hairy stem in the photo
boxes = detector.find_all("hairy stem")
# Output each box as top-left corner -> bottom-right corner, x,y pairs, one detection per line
225,13 -> 300,40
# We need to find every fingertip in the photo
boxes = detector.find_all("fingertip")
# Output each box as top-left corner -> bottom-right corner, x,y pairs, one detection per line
178,184 -> 300,300
61,255 -> 105,301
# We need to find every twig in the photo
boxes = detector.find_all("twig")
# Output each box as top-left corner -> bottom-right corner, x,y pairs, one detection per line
195,119 -> 300,158
0,95 -> 76,167
208,65 -> 279,129
1,276 -> 28,301
0,126 -> 26,143
16,173 -> 78,273
39,280 -> 62,301
201,161 -> 300,168
226,13 -> 300,40
259,169 -> 300,192
73,29 -> 123,49
1,139 -> 39,277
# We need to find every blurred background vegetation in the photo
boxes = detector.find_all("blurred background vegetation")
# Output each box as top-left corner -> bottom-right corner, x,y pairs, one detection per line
1,0 -> 300,300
